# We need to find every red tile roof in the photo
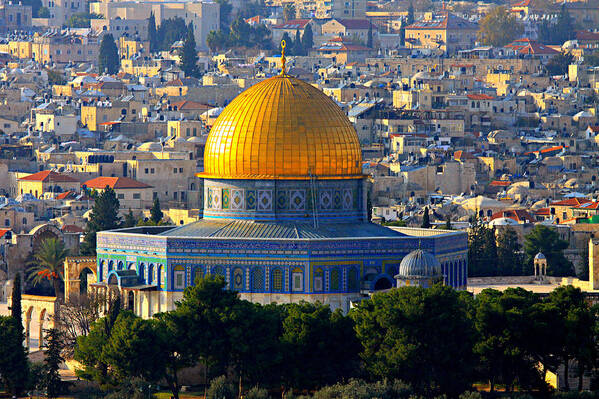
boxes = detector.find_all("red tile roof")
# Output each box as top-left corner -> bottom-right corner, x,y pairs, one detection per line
61,224 -> 85,233
83,177 -> 152,189
489,180 -> 511,187
576,31 -> 599,41
169,100 -> 212,111
550,198 -> 591,207
491,209 -> 535,222
535,207 -> 551,216
454,150 -> 476,160
56,191 -> 75,200
334,18 -> 373,30
272,19 -> 312,29
19,170 -> 78,183
467,94 -> 494,100
0,229 -> 10,238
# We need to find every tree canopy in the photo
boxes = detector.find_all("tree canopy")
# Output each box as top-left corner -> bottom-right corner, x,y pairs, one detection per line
524,224 -> 573,276
81,186 -> 121,255
477,6 -> 523,47
98,34 -> 119,75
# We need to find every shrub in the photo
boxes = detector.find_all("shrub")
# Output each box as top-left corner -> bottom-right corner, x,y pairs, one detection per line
245,385 -> 270,399
206,375 -> 236,399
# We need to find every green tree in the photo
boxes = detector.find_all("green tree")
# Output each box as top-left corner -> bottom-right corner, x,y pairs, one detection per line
468,216 -> 498,276
181,25 -> 200,77
280,302 -> 360,392
352,285 -> 476,396
101,312 -> 164,385
0,316 -> 29,396
27,237 -> 69,300
545,52 -> 574,75
546,286 -> 597,391
67,12 -> 101,28
42,328 -> 64,399
280,32 -> 293,55
124,209 -> 136,228
294,29 -> 303,55
82,186 -> 121,255
150,197 -> 163,224
473,288 -> 543,392
367,23 -> 373,48
156,17 -> 188,51
444,214 -> 452,230
407,2 -> 415,25
98,33 -> 119,75
524,225 -> 572,276
11,272 -> 22,329
148,12 -> 157,52
207,30 -> 229,52
37,5 -> 50,17
421,206 -> 431,228
477,6 -> 523,47
229,16 -> 252,47
215,0 -> 232,29
538,4 -> 574,45
496,227 -> 523,275
302,24 -> 313,53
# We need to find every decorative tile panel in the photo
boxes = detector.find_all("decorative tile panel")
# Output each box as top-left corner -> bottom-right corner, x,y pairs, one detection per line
276,190 -> 288,210
342,189 -> 352,209
231,189 -> 244,210
222,188 -> 230,209
258,190 -> 272,210
333,190 -> 342,209
246,190 -> 256,210
319,189 -> 332,209
290,189 -> 306,210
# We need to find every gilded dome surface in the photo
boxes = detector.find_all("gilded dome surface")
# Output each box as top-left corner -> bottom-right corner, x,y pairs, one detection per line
201,75 -> 362,180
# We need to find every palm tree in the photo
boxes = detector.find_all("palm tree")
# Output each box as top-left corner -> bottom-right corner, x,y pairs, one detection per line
28,238 -> 69,300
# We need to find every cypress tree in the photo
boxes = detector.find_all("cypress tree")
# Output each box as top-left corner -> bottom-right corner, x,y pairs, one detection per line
10,272 -> 21,328
150,197 -> 163,224
421,207 -> 431,228
98,33 -> 119,74
407,2 -> 415,25
148,12 -> 157,53
444,214 -> 452,230
81,186 -> 121,255
367,23 -> 373,48
294,29 -> 303,55
124,209 -> 136,228
302,24 -> 313,54
43,328 -> 64,399
181,25 -> 199,77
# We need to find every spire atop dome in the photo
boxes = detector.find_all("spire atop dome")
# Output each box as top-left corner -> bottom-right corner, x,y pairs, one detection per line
280,39 -> 287,75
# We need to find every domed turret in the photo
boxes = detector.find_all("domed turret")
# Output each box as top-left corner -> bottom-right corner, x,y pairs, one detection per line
395,249 -> 443,288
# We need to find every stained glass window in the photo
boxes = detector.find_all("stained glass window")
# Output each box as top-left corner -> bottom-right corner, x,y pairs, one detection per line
330,268 -> 341,291
272,268 -> 283,291
348,267 -> 359,291
251,268 -> 264,291
233,268 -> 244,290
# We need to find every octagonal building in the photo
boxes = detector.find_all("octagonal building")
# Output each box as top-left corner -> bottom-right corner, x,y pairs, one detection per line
94,72 -> 468,317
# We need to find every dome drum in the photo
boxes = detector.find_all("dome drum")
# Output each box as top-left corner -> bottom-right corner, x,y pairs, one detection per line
203,178 -> 367,223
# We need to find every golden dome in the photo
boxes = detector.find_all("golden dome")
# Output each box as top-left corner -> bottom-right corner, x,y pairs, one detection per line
200,75 -> 362,180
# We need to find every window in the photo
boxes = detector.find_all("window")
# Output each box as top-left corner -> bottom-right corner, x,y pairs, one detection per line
22,217 -> 27,225
174,265 -> 185,289
151,168 -> 155,174
186,128 -> 190,136
292,268 -> 303,292
133,193 -> 140,199
272,268 -> 283,291
251,268 -> 264,291
117,193 -> 124,199
148,264 -> 154,284
4,219 -> 9,226
193,267 -> 203,284
314,268 -> 323,292
158,265 -> 165,288
3,123 -> 10,128
179,167 -> 183,173
330,268 -> 341,291
173,168 -> 177,174
348,267 -> 359,291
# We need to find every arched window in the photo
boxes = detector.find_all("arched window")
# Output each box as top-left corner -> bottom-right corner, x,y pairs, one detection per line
292,267 -> 303,292
99,260 -> 106,280
330,268 -> 341,291
193,266 -> 204,285
108,260 -> 114,272
251,267 -> 264,291
139,263 -> 146,282
314,268 -> 324,292
348,267 -> 359,291
173,265 -> 185,289
157,265 -> 164,288
148,264 -> 155,284
117,261 -> 124,270
272,268 -> 283,292
233,268 -> 244,290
